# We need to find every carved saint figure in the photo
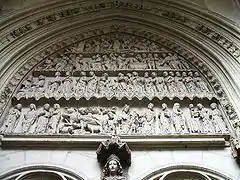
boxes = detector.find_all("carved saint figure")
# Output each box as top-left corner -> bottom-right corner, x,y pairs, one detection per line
131,72 -> 143,97
196,103 -> 214,133
175,71 -> 187,95
35,75 -> 46,99
141,103 -> 156,134
188,104 -> 200,133
75,71 -> 88,97
98,73 -> 110,97
164,71 -> 176,95
61,71 -> 74,98
172,103 -> 188,134
193,72 -> 209,94
86,71 -> 98,97
117,104 -> 131,134
48,71 -> 61,97
0,104 -> 22,134
17,75 -> 35,99
102,154 -> 127,180
143,72 -> 155,97
159,103 -> 173,134
209,103 -> 228,133
22,103 -> 37,134
35,103 -> 51,134
183,72 -> 197,94
47,103 -> 61,134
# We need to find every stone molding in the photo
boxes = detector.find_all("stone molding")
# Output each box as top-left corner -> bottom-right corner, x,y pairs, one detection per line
0,134 -> 228,149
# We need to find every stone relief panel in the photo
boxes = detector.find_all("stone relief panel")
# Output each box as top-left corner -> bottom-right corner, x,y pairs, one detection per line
0,32 -> 231,138
14,70 -> 214,100
0,100 -> 229,136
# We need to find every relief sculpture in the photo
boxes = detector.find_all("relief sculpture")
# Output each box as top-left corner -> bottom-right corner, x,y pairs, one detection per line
14,71 -> 214,100
1,32 -> 229,140
0,102 -> 229,136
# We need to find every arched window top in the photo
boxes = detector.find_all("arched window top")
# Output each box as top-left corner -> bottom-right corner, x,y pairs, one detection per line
17,172 -> 62,180
0,165 -> 86,180
140,165 -> 232,180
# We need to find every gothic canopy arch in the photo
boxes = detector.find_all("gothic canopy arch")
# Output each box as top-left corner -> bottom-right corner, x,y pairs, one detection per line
0,0 -> 240,152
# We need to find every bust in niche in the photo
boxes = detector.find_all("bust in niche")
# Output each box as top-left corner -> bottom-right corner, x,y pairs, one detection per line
102,154 -> 127,180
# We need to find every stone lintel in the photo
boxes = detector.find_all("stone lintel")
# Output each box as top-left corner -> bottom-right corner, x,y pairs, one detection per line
0,134 -> 229,149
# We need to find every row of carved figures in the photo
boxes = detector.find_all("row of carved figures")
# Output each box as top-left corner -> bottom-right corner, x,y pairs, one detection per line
15,71 -> 213,100
37,52 -> 190,71
0,102 -> 228,135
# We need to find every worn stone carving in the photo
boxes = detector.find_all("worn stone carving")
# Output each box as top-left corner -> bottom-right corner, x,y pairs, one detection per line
102,154 -> 127,180
14,71 -> 214,100
0,102 -> 229,136
0,104 -> 22,134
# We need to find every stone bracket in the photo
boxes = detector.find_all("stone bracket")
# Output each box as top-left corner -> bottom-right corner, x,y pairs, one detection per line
0,134 -> 229,149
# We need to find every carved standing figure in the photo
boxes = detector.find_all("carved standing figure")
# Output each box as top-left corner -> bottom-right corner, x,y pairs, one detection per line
117,104 -> 131,134
193,72 -> 209,94
35,75 -> 46,99
143,72 -> 155,97
86,71 -> 98,97
183,72 -> 197,94
196,103 -> 214,133
75,71 -> 88,97
61,71 -> 74,98
159,103 -> 174,134
47,104 -> 61,134
102,154 -> 127,180
175,71 -> 188,95
48,71 -> 61,97
132,72 -> 143,97
164,71 -> 176,95
98,73 -> 110,97
188,104 -> 201,133
0,104 -> 22,134
35,103 -> 51,134
141,103 -> 156,134
210,103 -> 228,133
172,103 -> 188,134
17,75 -> 35,99
22,103 -> 37,134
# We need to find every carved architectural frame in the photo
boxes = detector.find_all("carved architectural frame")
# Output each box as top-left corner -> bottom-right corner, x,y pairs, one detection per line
0,0 -> 240,151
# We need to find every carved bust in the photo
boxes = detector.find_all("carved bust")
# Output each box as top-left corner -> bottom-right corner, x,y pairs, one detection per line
102,154 -> 127,180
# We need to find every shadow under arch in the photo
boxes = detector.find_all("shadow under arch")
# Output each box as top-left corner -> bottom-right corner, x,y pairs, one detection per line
139,164 -> 233,180
0,164 -> 87,180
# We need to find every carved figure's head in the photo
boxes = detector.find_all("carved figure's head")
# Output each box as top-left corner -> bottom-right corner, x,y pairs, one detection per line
103,154 -> 123,177
162,103 -> 168,109
189,104 -> 194,109
29,103 -> 36,110
16,103 -> 22,110
197,103 -> 204,109
210,103 -> 217,109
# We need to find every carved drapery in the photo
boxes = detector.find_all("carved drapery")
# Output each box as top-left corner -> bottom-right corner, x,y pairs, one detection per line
0,0 -> 239,152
